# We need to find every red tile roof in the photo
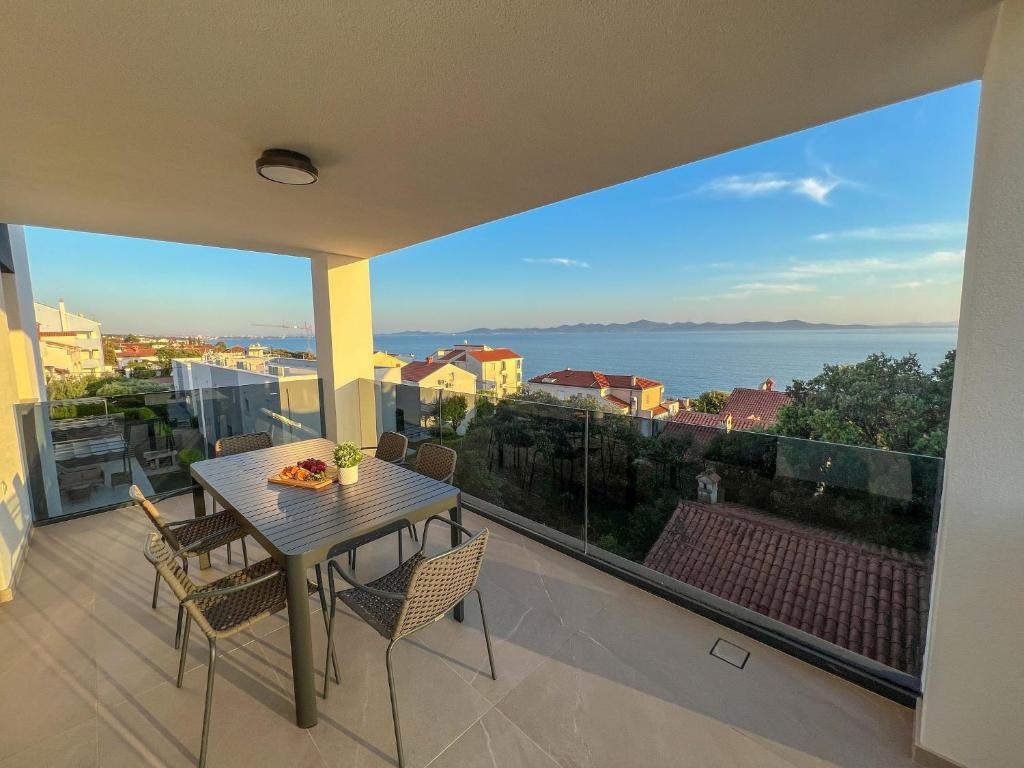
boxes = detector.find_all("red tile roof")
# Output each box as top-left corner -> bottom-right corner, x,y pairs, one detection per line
603,394 -> 631,411
401,360 -> 450,383
722,387 -> 791,427
666,410 -> 725,428
651,405 -> 668,416
468,347 -> 522,362
229,345 -> 245,353
118,345 -> 157,357
528,369 -> 662,390
644,501 -> 929,675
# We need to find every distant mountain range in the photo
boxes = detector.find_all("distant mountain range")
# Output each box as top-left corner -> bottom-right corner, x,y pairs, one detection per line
377,319 -> 958,336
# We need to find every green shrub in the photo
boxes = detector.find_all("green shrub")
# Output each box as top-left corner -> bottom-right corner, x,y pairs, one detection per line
178,448 -> 203,472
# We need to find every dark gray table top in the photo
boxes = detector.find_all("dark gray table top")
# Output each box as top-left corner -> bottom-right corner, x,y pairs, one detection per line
190,438 -> 459,565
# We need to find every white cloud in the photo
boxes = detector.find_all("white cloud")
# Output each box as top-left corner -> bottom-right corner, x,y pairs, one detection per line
793,177 -> 839,204
718,282 -> 817,300
698,173 -> 790,197
777,249 -> 965,280
522,257 -> 590,268
696,171 -> 842,205
893,280 -> 928,289
810,222 -> 967,242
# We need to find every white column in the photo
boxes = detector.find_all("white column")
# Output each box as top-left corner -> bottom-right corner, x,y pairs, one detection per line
310,254 -> 376,445
916,3 -> 1024,767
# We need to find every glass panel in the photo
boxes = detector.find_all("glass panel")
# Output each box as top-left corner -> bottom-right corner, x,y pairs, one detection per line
588,416 -> 941,679
450,393 -> 587,546
19,378 -> 324,521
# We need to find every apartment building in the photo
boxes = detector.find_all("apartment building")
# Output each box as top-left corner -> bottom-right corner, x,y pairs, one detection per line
34,299 -> 106,377
436,343 -> 524,396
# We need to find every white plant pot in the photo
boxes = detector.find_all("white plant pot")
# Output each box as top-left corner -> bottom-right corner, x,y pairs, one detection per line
338,465 -> 359,486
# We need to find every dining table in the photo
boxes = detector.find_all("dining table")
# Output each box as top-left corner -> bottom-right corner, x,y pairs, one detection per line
189,437 -> 463,728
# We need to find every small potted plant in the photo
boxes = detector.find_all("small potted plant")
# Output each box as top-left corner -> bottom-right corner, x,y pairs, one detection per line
332,442 -> 364,485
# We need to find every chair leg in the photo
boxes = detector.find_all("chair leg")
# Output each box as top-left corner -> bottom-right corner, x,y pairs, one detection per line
175,604 -> 185,649
397,531 -> 403,565
240,537 -> 249,568
474,589 -> 497,680
323,593 -> 338,700
177,613 -> 192,687
349,547 -> 357,570
409,524 -> 419,542
226,541 -> 232,565
385,640 -> 405,768
152,571 -> 161,609
314,563 -> 340,685
200,638 -> 218,768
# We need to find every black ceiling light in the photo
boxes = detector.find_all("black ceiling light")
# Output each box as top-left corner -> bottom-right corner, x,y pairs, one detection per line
256,148 -> 318,185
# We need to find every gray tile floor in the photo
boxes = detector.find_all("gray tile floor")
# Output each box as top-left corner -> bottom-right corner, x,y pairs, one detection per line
0,494 -> 920,767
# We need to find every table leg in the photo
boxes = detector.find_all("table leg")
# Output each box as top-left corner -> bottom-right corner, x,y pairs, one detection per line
286,559 -> 318,728
450,495 -> 464,623
192,484 -> 212,570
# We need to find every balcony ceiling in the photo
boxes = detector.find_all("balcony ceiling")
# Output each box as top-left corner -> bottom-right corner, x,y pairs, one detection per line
0,1 -> 998,260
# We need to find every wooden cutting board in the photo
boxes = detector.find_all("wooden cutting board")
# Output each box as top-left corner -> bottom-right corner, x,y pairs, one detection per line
268,472 -> 335,490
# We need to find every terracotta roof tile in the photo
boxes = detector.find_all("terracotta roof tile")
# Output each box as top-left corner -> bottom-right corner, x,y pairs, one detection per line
603,394 -> 630,411
468,347 -> 522,362
528,369 -> 662,389
401,360 -> 451,382
644,501 -> 929,675
722,387 -> 791,426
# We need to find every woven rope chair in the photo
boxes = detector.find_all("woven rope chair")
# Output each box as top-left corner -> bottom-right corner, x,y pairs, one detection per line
373,431 -> 408,464
130,485 -> 248,649
323,516 -> 495,768
144,533 -> 331,768
413,443 -> 457,484
208,432 -> 271,563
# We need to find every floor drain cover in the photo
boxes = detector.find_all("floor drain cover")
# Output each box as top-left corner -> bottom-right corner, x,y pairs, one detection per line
710,638 -> 750,669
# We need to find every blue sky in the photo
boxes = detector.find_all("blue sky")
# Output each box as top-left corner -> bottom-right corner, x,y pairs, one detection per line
26,82 -> 979,335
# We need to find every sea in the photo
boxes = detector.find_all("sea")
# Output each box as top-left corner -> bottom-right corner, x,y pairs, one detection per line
212,326 -> 958,399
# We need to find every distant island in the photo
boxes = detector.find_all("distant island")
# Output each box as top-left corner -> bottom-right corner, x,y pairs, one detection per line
377,319 -> 958,336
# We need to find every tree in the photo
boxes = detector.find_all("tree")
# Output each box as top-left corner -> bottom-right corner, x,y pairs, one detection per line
46,375 -> 88,401
156,344 -> 201,372
102,337 -> 118,366
772,351 -> 955,456
439,395 -> 469,432
691,390 -> 729,414
122,334 -> 140,344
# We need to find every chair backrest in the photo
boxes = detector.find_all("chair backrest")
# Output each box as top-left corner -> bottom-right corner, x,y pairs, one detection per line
413,443 -> 457,484
393,528 -> 489,640
375,431 -> 408,464
214,431 -> 272,458
143,533 -> 215,636
129,484 -> 182,549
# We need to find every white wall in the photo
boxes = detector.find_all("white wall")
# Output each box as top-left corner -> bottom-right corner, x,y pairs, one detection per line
917,3 -> 1024,766
0,226 -> 44,600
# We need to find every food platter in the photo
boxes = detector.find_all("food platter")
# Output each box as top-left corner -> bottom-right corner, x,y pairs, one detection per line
268,459 -> 336,490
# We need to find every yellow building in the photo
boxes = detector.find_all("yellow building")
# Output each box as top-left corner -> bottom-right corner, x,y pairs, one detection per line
436,344 -> 523,397
372,351 -> 406,368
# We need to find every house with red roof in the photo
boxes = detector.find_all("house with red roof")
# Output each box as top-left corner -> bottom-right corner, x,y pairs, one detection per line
662,378 -> 791,454
433,343 -> 523,396
527,368 -> 671,418
398,357 -> 478,429
644,498 -> 929,675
